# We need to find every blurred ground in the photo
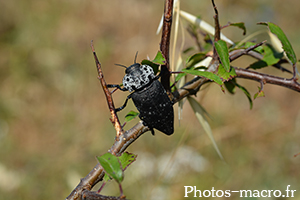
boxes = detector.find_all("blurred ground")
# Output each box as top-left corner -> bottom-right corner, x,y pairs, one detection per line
0,0 -> 299,199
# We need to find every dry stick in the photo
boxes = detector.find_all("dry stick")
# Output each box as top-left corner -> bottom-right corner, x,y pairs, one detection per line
160,0 -> 173,92
91,42 -> 124,138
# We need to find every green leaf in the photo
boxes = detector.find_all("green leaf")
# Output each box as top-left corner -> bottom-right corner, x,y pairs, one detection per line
124,111 -> 139,122
175,72 -> 187,82
262,44 -> 283,64
186,53 -> 207,68
141,60 -> 159,75
258,22 -> 297,64
140,51 -> 166,75
217,64 -> 237,82
102,152 -> 137,182
97,153 -> 124,183
248,60 -> 268,70
254,87 -> 265,99
103,173 -> 111,182
152,51 -> 166,65
182,69 -> 223,85
229,22 -> 246,35
187,97 -> 223,160
215,40 -> 230,72
224,79 -> 236,94
183,47 -> 195,54
119,152 -> 137,170
244,41 -> 264,54
248,44 -> 284,70
235,83 -> 253,109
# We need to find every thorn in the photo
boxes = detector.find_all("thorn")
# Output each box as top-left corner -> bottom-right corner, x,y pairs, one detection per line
91,40 -> 95,52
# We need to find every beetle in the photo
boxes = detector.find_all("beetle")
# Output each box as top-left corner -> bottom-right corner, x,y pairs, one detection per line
108,55 -> 174,135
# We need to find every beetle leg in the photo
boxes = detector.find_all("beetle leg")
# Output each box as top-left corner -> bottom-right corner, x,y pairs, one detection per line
115,94 -> 132,112
150,128 -> 155,135
107,84 -> 127,91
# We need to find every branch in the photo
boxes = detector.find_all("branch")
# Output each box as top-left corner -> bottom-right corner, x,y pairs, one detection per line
82,190 -> 127,200
65,122 -> 149,200
234,67 -> 300,92
160,0 -> 173,92
212,0 -> 220,61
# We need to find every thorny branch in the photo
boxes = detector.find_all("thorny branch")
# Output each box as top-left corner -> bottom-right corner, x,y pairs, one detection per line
91,42 -> 124,138
66,0 -> 300,200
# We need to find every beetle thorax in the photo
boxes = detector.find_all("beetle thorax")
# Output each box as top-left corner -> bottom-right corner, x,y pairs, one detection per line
122,64 -> 155,92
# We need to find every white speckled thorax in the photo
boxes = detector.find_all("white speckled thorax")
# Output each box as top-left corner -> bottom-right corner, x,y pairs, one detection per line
122,64 -> 155,92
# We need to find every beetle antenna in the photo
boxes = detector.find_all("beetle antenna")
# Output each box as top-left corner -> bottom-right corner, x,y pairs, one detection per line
134,51 -> 138,64
115,64 -> 127,69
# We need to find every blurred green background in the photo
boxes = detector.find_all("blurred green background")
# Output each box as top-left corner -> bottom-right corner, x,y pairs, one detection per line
0,0 -> 299,199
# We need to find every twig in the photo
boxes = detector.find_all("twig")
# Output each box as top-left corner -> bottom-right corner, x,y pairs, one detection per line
160,0 -> 174,92
212,0 -> 221,62
82,190 -> 127,200
229,40 -> 266,61
229,41 -> 292,73
234,67 -> 300,92
212,0 -> 220,42
91,42 -> 124,138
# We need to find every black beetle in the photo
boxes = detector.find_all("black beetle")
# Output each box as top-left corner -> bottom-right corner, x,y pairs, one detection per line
109,56 -> 174,135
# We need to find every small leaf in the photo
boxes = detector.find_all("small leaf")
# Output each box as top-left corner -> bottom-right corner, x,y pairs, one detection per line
187,97 -> 223,160
215,40 -> 230,72
102,152 -> 137,182
97,153 -> 124,183
119,152 -> 137,171
182,69 -> 223,85
254,87 -> 265,99
244,41 -> 264,54
140,51 -> 166,75
152,51 -> 166,65
175,72 -> 187,82
262,44 -> 283,64
228,22 -> 246,35
235,83 -> 253,109
224,79 -> 236,94
217,64 -> 237,82
103,173 -> 111,182
183,47 -> 195,54
186,53 -> 207,68
141,60 -> 160,75
124,111 -> 139,122
248,44 -> 284,70
248,60 -> 268,70
258,22 -> 297,64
